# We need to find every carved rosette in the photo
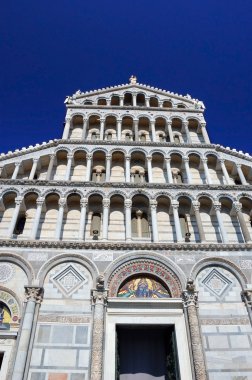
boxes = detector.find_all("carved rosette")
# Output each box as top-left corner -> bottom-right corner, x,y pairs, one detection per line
182,280 -> 207,380
90,277 -> 108,380
25,286 -> 44,304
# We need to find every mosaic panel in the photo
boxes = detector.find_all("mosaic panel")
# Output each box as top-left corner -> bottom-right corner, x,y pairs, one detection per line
118,276 -> 170,298
52,264 -> 87,297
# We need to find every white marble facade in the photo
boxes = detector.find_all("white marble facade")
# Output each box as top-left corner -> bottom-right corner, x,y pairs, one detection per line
0,77 -> 252,380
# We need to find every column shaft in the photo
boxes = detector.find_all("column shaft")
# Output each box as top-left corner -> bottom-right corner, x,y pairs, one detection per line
183,122 -> 192,144
220,159 -> 231,185
55,199 -> 65,240
202,158 -> 212,185
100,119 -> 105,140
233,203 -> 252,243
46,154 -> 55,181
214,204 -> 229,243
105,155 -> 111,182
165,158 -> 173,183
147,157 -> 153,183
172,202 -> 183,242
7,198 -> 22,238
193,202 -> 206,242
62,117 -> 71,139
150,201 -> 158,242
236,164 -> 247,185
125,155 -> 131,182
133,120 -> 138,141
151,121 -> 156,142
82,118 -> 88,140
29,159 -> 39,180
125,200 -> 132,241
30,198 -> 44,240
167,122 -> 174,142
65,155 -> 73,181
117,120 -> 122,140
86,154 -> 92,181
201,124 -> 210,144
183,158 -> 192,184
79,199 -> 87,240
12,163 -> 20,180
102,199 -> 110,240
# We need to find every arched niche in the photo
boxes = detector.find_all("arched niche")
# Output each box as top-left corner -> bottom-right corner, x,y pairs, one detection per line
108,258 -> 182,298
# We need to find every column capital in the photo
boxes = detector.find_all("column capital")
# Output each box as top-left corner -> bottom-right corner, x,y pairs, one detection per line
102,198 -> 110,208
201,157 -> 208,163
117,118 -> 122,123
80,198 -> 88,208
15,196 -> 23,206
219,158 -> 225,164
58,198 -> 66,208
125,199 -> 132,208
36,197 -> 45,206
99,118 -> 105,123
106,154 -> 112,160
125,154 -> 131,161
50,153 -> 56,159
87,153 -> 93,160
67,153 -> 74,159
150,200 -> 157,209
201,122 -> 206,128
192,201 -> 200,211
182,121 -> 189,127
171,200 -> 179,209
146,155 -> 152,162
241,289 -> 252,306
15,161 -> 21,167
25,286 -> 44,304
91,275 -> 108,305
233,201 -> 242,213
167,120 -> 172,126
65,116 -> 71,122
183,156 -> 189,163
165,156 -> 171,163
32,157 -> 39,163
182,279 -> 198,308
213,202 -> 221,211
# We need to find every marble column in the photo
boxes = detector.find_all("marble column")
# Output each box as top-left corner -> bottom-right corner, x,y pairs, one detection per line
46,154 -> 56,181
82,118 -> 88,140
241,289 -> 252,327
7,197 -> 23,238
165,157 -> 173,183
146,156 -> 153,183
119,95 -> 124,107
102,198 -> 110,240
136,210 -> 143,237
90,276 -> 108,380
30,197 -> 44,240
125,154 -> 131,182
167,121 -> 174,142
105,154 -> 112,182
12,287 -> 44,380
192,201 -> 206,243
182,279 -> 208,380
85,153 -> 93,181
150,120 -> 156,142
79,198 -> 88,240
183,157 -> 192,184
219,159 -> 231,185
236,163 -> 247,185
233,202 -> 252,243
145,97 -> 150,107
132,92 -> 137,107
55,198 -> 66,240
201,123 -> 210,144
100,119 -> 105,140
65,153 -> 73,181
171,201 -> 183,242
214,202 -> 229,243
133,119 -> 139,141
62,117 -> 71,139
12,162 -> 21,180
117,119 -> 122,140
183,121 -> 192,144
125,199 -> 132,241
150,200 -> 158,242
29,158 -> 39,180
202,158 -> 212,185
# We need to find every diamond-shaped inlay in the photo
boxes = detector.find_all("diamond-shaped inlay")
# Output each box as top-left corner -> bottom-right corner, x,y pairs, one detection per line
52,264 -> 87,296
202,269 -> 232,299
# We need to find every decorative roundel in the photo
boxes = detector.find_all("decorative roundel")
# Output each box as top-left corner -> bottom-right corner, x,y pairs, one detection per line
0,263 -> 15,283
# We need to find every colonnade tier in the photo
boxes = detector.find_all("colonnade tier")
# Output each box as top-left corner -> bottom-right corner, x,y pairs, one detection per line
1,150 -> 251,185
62,115 -> 210,144
0,191 -> 251,244
74,92 -> 194,109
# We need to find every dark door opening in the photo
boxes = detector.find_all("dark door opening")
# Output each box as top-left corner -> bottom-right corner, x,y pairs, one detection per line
0,352 -> 4,370
116,325 -> 180,380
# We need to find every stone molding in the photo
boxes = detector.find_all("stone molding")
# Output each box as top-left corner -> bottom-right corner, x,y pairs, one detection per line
0,239 -> 251,251
24,286 -> 44,304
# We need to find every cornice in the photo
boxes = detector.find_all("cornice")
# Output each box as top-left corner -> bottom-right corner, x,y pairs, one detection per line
0,239 -> 251,251
0,179 -> 251,191
67,104 -> 203,113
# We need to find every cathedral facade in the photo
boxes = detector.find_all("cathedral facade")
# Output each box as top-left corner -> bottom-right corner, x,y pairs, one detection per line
0,77 -> 252,380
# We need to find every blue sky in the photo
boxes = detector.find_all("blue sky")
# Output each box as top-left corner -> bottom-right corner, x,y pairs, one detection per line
1,0 -> 252,154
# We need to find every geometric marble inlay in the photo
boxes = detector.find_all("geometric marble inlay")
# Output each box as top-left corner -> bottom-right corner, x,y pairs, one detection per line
0,263 -> 15,283
202,269 -> 232,299
52,264 -> 87,297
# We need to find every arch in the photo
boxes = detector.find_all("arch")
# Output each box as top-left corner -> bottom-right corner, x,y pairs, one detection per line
176,193 -> 195,202
190,257 -> 248,288
128,189 -> 152,201
0,253 -> 34,284
85,189 -> 107,200
217,193 -> 236,202
54,147 -> 71,154
64,189 -> 84,199
21,188 -> 41,197
37,253 -> 99,287
154,192 -> 173,202
41,188 -> 63,198
72,147 -> 89,155
1,188 -> 20,198
90,147 -> 108,155
105,252 -> 186,297
186,150 -> 204,159
108,190 -> 127,200
237,193 -> 252,202
128,147 -> 148,156
204,151 -> 220,159
110,147 -> 127,155
149,148 -> 165,157
196,192 -> 215,203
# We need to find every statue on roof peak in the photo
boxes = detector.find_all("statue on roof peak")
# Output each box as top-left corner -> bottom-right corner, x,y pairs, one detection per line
129,75 -> 137,84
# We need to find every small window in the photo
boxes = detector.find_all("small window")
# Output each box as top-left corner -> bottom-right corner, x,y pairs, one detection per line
14,216 -> 26,235
97,98 -> 106,106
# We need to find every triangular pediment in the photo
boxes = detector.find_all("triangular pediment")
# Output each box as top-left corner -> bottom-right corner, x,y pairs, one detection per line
65,82 -> 204,109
